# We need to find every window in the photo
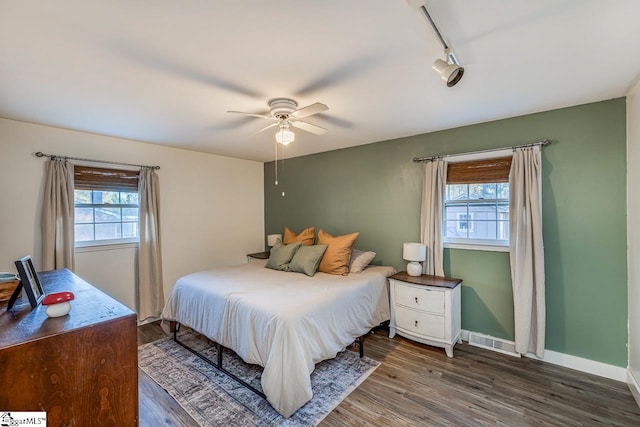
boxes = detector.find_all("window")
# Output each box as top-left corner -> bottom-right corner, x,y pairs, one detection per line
456,212 -> 473,232
444,155 -> 511,250
73,166 -> 140,247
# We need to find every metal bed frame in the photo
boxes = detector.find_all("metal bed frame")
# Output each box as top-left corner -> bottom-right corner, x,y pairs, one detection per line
169,320 -> 376,400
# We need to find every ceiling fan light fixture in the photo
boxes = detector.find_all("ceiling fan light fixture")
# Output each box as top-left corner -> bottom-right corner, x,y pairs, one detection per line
275,127 -> 295,145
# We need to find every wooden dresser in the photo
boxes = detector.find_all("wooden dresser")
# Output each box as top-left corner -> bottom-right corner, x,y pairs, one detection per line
0,269 -> 138,426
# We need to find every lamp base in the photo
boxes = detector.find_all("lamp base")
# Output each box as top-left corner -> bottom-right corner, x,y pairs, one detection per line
407,261 -> 423,277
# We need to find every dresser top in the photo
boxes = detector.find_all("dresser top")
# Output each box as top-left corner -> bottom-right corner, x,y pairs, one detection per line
390,271 -> 462,289
0,269 -> 136,349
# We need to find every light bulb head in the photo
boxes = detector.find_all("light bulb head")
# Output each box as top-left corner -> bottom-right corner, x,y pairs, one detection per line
432,58 -> 464,87
276,126 -> 295,145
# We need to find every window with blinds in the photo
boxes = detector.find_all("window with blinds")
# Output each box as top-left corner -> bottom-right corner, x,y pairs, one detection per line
73,166 -> 140,246
444,157 -> 511,248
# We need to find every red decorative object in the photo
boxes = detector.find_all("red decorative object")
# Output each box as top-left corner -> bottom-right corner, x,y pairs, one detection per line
42,291 -> 75,305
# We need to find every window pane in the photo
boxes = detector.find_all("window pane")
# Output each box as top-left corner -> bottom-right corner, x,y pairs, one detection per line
468,221 -> 496,239
497,220 -> 509,240
122,207 -> 138,221
446,184 -> 468,201
75,224 -> 94,241
74,190 -> 91,204
470,202 -> 497,220
497,183 -> 509,199
95,207 -> 121,223
121,192 -> 139,205
445,204 -> 467,220
95,223 -> 121,240
445,220 -> 467,238
482,184 -> 497,199
122,222 -> 139,238
468,184 -> 484,199
75,207 -> 94,224
498,201 -> 509,217
92,191 -> 120,204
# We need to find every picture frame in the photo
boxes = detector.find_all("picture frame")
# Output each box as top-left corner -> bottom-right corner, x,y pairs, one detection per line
14,256 -> 44,308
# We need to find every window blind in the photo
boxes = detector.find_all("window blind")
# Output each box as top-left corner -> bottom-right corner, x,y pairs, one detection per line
446,157 -> 512,184
74,166 -> 139,191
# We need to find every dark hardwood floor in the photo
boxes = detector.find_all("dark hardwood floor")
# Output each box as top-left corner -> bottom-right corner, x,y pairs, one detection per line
137,322 -> 640,426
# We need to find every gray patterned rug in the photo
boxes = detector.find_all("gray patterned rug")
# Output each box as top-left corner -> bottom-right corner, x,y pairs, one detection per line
138,330 -> 380,426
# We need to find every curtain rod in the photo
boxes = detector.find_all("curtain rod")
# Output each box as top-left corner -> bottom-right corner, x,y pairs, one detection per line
35,152 -> 160,170
413,139 -> 551,163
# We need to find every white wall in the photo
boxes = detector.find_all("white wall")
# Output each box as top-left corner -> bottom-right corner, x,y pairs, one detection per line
627,81 -> 640,404
0,118 -> 264,311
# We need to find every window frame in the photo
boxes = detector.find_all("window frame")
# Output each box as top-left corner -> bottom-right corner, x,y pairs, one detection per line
73,167 -> 141,249
443,149 -> 512,253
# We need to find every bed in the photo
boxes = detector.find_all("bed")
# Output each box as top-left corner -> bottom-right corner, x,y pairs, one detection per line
161,260 -> 395,418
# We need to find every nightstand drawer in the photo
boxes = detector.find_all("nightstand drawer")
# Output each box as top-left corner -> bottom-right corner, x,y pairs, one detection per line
393,282 -> 445,314
394,306 -> 445,339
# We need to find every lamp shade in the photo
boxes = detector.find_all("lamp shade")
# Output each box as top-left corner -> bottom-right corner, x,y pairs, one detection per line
275,128 -> 295,145
403,243 -> 426,262
267,234 -> 282,247
432,59 -> 464,87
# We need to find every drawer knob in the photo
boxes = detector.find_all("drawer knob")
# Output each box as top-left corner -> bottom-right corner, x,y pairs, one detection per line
415,320 -> 418,327
414,297 -> 418,304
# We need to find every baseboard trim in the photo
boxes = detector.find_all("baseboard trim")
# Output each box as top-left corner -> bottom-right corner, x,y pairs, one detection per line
461,329 -> 626,382
535,349 -> 627,382
628,370 -> 640,407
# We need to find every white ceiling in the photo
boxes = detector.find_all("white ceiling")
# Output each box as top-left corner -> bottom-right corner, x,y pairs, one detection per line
1,1 -> 639,162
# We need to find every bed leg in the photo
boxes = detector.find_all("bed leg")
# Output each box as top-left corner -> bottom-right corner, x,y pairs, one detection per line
216,342 -> 223,367
169,321 -> 180,341
358,335 -> 364,358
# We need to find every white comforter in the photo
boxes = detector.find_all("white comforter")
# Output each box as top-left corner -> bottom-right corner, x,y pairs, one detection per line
161,261 -> 394,417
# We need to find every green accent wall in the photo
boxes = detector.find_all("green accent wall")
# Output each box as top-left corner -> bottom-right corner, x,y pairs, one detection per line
265,98 -> 627,367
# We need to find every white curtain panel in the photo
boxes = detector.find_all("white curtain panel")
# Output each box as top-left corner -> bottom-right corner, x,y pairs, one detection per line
420,159 -> 447,276
509,146 -> 545,357
41,159 -> 75,271
138,168 -> 165,322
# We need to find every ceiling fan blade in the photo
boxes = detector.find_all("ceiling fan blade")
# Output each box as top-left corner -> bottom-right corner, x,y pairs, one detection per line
291,120 -> 328,135
227,110 -> 274,120
291,102 -> 329,118
255,122 -> 279,134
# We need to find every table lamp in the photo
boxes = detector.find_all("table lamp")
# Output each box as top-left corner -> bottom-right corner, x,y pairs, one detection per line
403,242 -> 426,276
267,234 -> 282,248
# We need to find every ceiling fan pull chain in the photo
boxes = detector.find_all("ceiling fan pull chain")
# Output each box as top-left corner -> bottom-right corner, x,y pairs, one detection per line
274,140 -> 278,186
280,143 -> 286,197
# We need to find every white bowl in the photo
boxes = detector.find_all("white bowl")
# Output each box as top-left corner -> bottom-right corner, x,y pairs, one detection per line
0,272 -> 18,283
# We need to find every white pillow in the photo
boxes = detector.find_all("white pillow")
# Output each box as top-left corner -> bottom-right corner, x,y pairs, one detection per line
349,249 -> 376,273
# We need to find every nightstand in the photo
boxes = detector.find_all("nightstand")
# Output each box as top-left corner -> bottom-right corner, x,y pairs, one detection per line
246,251 -> 270,263
389,271 -> 462,357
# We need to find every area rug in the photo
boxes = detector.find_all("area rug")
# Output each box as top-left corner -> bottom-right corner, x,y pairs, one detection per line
138,330 -> 380,426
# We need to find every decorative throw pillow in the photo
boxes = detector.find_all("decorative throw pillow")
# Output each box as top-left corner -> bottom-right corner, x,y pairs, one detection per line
317,229 -> 359,275
349,249 -> 377,273
265,239 -> 302,271
283,226 -> 315,246
288,244 -> 328,277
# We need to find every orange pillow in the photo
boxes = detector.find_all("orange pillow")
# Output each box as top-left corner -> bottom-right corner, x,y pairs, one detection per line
283,226 -> 315,246
317,229 -> 359,275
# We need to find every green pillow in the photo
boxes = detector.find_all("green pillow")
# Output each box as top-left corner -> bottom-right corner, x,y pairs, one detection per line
265,239 -> 302,271
287,244 -> 328,276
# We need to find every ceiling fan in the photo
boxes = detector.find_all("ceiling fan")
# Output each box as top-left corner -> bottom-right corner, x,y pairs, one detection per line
227,98 -> 328,145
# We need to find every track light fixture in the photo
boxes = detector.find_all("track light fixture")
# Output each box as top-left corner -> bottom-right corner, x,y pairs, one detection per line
418,4 -> 464,87
432,49 -> 464,87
